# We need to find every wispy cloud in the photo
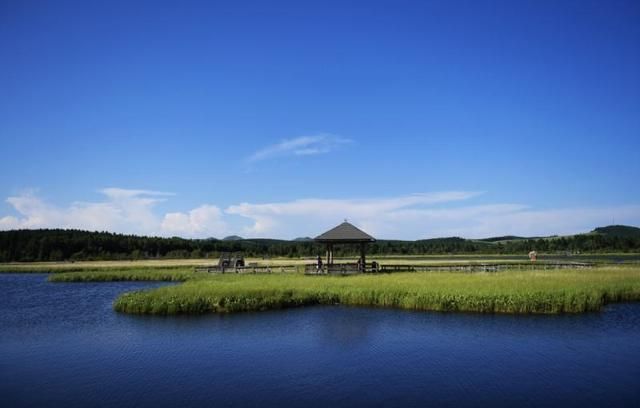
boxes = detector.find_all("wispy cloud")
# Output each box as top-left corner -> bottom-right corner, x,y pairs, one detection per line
224,192 -> 476,237
225,191 -> 482,236
246,133 -> 352,163
226,195 -> 640,239
99,188 -> 174,200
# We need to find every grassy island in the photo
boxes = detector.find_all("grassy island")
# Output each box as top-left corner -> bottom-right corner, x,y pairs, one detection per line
111,268 -> 640,315
42,266 -> 640,315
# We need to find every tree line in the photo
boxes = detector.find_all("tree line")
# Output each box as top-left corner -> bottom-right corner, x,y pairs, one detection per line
0,228 -> 638,262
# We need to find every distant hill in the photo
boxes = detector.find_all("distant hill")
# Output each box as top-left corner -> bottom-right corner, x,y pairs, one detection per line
293,237 -> 313,242
478,225 -> 640,243
478,235 -> 530,242
415,237 -> 468,244
592,225 -> 640,238
222,235 -> 244,241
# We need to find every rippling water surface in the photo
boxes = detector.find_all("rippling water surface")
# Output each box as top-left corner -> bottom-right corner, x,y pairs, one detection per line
1,273 -> 639,407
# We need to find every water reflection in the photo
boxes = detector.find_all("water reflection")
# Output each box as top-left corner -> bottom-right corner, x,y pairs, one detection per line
311,306 -> 376,346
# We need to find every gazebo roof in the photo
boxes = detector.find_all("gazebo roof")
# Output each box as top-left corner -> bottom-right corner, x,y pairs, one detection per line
314,221 -> 376,243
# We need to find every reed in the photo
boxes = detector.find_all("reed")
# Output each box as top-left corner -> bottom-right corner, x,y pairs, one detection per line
111,267 -> 640,315
1,264 -> 195,274
48,268 -> 199,282
0,258 -> 307,273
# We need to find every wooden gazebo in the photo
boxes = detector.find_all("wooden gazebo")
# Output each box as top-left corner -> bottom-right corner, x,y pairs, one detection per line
314,221 -> 376,269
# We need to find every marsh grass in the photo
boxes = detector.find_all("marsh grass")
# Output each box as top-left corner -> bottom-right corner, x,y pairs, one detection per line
48,268 -> 199,282
0,260 -> 212,273
109,267 -> 640,315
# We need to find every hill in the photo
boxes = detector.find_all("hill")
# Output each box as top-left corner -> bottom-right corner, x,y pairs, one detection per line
478,235 -> 530,243
222,235 -> 244,241
592,225 -> 640,239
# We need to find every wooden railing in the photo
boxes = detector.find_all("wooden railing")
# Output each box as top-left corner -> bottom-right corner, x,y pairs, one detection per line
305,263 -> 380,275
305,262 -> 594,275
377,262 -> 593,273
197,262 -> 594,275
195,265 -> 299,274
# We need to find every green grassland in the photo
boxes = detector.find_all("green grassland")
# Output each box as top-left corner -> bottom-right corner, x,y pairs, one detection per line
0,259 -> 220,273
48,268 -> 198,282
44,266 -> 640,315
113,268 -> 640,315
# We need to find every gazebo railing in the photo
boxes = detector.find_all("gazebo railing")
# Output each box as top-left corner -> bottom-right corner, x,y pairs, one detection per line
304,262 -> 380,275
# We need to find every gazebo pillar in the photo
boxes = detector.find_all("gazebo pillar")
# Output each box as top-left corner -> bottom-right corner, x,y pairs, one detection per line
360,242 -> 366,266
326,245 -> 329,266
326,243 -> 334,265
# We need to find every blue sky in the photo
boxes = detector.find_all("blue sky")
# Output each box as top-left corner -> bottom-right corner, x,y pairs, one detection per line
1,0 -> 639,239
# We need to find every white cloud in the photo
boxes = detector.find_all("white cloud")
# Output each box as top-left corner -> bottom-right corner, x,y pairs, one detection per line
448,206 -> 640,238
1,188 -> 639,240
225,192 -> 482,237
226,195 -> 640,240
0,215 -> 19,230
161,205 -> 226,238
0,189 -> 226,238
246,133 -> 352,163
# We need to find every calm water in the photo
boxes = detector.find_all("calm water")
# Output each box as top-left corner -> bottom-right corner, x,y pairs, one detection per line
1,274 -> 639,407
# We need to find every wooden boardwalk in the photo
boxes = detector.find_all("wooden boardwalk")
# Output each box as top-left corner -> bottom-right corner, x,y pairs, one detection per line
195,261 -> 594,275
304,261 -> 594,275
376,262 -> 593,273
194,264 -> 298,274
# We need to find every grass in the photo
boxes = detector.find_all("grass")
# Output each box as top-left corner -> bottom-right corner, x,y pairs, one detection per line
48,268 -> 199,282
0,258 -> 311,273
0,259 -> 227,273
103,266 -> 640,315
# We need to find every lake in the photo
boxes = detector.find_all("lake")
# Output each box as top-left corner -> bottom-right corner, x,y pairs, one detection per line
1,273 -> 639,407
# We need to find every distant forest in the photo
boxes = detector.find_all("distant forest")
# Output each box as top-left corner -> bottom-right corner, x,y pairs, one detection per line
1,226 -> 639,262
